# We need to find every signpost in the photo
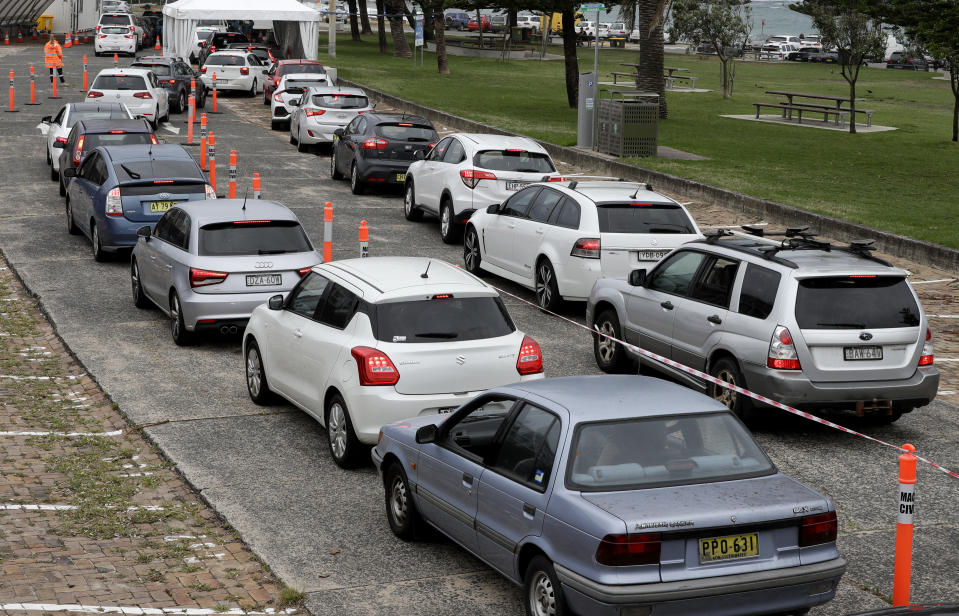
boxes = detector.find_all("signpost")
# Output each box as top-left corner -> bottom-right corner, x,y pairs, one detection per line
414,12 -> 424,66
579,4 -> 604,148
328,0 -> 336,58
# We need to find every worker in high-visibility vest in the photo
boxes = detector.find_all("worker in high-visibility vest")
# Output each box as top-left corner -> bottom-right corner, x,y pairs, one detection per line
44,33 -> 66,85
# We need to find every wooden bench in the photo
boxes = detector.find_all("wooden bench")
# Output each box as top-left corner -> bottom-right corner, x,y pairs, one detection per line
777,101 -> 875,126
754,102 -> 848,127
665,74 -> 697,89
608,36 -> 626,48
609,71 -> 637,84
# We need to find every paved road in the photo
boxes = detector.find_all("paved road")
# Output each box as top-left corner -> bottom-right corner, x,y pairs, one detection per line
1,45 -> 957,615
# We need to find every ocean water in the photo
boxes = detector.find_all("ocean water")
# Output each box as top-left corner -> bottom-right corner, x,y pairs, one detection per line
749,0 -> 816,39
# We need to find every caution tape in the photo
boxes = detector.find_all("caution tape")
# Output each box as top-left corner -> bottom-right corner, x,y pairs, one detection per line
490,284 -> 959,481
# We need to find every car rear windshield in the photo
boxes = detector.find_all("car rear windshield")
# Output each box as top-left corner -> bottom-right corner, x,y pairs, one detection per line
474,150 -> 555,173
100,14 -> 132,25
375,123 -> 436,142
311,94 -> 368,109
281,64 -> 324,76
212,33 -> 248,45
114,161 -> 203,181
198,221 -> 312,256
283,80 -> 326,93
85,132 -> 154,148
568,413 -> 775,490
246,49 -> 271,61
204,55 -> 244,66
132,63 -> 170,75
101,26 -> 130,34
374,296 -> 515,343
68,109 -> 128,127
197,30 -> 215,41
92,75 -> 147,90
596,203 -> 696,234
795,276 -> 921,329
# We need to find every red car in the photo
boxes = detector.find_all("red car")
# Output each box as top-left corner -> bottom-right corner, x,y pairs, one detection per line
467,17 -> 491,32
263,59 -> 325,105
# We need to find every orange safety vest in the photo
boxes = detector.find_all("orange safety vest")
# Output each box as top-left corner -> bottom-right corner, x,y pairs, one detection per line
44,41 -> 63,68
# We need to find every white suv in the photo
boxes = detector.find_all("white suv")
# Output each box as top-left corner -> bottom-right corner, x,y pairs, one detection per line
404,134 -> 559,244
97,13 -> 138,48
464,179 -> 703,310
270,72 -> 329,130
242,257 -> 545,468
87,68 -> 169,128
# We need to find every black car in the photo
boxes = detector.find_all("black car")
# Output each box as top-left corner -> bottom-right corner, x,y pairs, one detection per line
225,43 -> 276,67
330,113 -> 438,195
132,56 -> 208,113
197,32 -> 249,66
886,51 -> 928,70
54,118 -> 157,196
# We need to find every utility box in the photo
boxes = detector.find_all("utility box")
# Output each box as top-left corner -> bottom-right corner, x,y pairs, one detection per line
596,95 -> 659,158
576,72 -> 597,149
511,26 -> 530,42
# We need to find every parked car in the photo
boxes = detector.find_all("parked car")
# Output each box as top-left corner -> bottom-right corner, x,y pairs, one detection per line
87,68 -> 170,128
489,14 -> 508,33
586,229 -> 940,423
467,16 -> 491,32
463,180 -> 704,310
197,31 -> 250,66
444,11 -> 471,30
42,102 -> 132,180
403,134 -> 559,244
372,375 -> 847,616
131,56 -> 207,113
330,113 -> 438,194
242,257 -> 545,468
288,86 -> 373,152
97,13 -> 139,48
887,51 -> 928,70
798,34 -> 822,49
131,199 -> 322,346
56,118 -> 157,196
189,27 -> 218,64
95,25 -> 136,56
199,50 -> 267,97
766,34 -> 803,47
607,21 -> 628,38
264,59 -> 326,105
516,13 -> 539,32
63,144 -> 214,261
225,43 -> 276,70
270,72 -> 331,130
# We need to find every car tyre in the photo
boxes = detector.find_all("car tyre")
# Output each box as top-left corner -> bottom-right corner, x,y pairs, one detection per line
248,78 -> 257,98
58,174 -> 66,197
593,309 -> 635,373
169,291 -> 194,346
325,393 -> 364,469
403,181 -> 423,221
197,90 -> 206,109
709,356 -> 753,422
131,259 -> 150,309
50,163 -> 59,182
350,162 -> 364,194
91,222 -> 108,262
65,199 -> 78,235
176,90 -> 187,113
439,198 -> 461,244
385,462 -> 421,540
245,340 -> 274,404
463,225 -> 483,275
270,118 -> 282,131
45,147 -> 51,165
296,136 -> 308,153
524,556 -> 567,616
289,129 -> 298,146
535,259 -> 562,312
330,149 -> 344,180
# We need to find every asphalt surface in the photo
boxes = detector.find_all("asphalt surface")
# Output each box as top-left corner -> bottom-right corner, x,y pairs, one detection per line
1,44 -> 957,615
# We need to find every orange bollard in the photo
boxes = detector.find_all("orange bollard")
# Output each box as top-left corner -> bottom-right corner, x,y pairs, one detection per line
893,443 -> 917,606
184,94 -> 197,145
113,52 -> 118,68
82,55 -> 87,92
49,72 -> 59,99
323,202 -> 333,262
155,36 -> 161,53
228,149 -> 237,199
210,72 -> 218,113
26,65 -> 38,105
252,173 -> 261,199
6,70 -> 17,113
199,113 -> 208,170
359,221 -> 369,257
189,78 -> 197,124
208,132 -> 216,193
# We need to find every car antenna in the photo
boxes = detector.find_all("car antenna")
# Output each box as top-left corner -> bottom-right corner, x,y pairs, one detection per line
242,188 -> 249,211
420,260 -> 431,279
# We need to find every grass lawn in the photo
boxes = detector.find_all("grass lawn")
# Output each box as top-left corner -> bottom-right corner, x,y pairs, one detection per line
327,36 -> 959,249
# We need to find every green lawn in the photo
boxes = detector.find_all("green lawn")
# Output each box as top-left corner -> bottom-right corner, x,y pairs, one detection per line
327,37 -> 959,249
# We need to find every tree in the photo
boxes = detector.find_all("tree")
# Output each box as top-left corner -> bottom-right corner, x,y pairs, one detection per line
670,0 -> 751,98
387,0 -> 412,57
375,0 -> 388,53
346,0 -> 361,41
426,1 -> 451,73
620,0 -> 672,118
359,1 -> 372,35
791,0 -> 886,133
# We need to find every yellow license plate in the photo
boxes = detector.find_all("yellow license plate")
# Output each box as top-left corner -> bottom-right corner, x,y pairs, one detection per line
395,173 -> 406,183
149,201 -> 178,213
699,532 -> 759,563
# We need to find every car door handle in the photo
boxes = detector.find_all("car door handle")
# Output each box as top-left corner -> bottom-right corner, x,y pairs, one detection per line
507,223 -> 515,229
660,301 -> 673,310
462,473 -> 473,486
165,264 -> 173,270
535,228 -> 544,235
293,329 -> 303,338
707,314 -> 723,325
522,503 -> 536,519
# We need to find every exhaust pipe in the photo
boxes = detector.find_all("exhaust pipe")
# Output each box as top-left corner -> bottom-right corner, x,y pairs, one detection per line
229,325 -> 238,334
220,325 -> 230,334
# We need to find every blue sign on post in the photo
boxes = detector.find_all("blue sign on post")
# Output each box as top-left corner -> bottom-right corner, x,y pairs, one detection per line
414,14 -> 424,47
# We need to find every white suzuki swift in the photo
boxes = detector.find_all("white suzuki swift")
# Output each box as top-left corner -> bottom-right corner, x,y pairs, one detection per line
242,257 -> 545,468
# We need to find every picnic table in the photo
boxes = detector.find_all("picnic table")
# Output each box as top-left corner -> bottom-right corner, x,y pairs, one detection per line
616,63 -> 697,89
764,90 -> 875,126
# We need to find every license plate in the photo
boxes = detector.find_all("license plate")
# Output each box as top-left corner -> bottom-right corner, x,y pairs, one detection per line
149,200 -> 178,213
437,407 -> 455,414
844,345 -> 883,361
699,532 -> 759,564
506,181 -> 529,191
245,274 -> 282,287
395,173 -> 406,183
635,250 -> 669,261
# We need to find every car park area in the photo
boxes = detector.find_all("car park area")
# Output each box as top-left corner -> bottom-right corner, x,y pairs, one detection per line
1,44 -> 958,615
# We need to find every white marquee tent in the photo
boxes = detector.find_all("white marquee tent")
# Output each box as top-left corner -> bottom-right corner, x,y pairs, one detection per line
162,0 -> 321,61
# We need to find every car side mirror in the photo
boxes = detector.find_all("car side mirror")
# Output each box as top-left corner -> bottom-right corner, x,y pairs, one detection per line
486,203 -> 500,214
42,115 -> 52,123
413,149 -> 425,161
415,424 -> 438,444
53,140 -> 66,148
333,128 -> 344,137
63,167 -> 77,177
371,102 -> 376,109
136,225 -> 151,239
197,41 -> 205,47
268,294 -> 284,310
628,269 -> 647,287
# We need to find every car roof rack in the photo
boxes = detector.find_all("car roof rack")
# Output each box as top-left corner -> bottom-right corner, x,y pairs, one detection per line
558,176 -> 651,192
703,226 -> 892,267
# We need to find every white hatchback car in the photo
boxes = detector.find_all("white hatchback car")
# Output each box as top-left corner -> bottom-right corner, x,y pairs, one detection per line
463,180 -> 704,311
199,51 -> 267,96
289,86 -> 373,152
95,25 -> 136,56
404,134 -> 559,244
270,73 -> 330,130
87,68 -> 170,128
242,257 -> 545,468
42,102 -> 132,180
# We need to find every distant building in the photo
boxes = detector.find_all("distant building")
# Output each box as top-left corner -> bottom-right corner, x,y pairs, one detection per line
42,0 -> 99,33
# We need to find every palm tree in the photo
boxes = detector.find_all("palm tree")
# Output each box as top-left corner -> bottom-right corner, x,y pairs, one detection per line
388,0 -> 412,57
621,0 -> 671,118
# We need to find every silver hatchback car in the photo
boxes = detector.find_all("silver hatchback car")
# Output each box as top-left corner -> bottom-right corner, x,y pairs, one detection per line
587,228 -> 939,423
130,199 -> 323,345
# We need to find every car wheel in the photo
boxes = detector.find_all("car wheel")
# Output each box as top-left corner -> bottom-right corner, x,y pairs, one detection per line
535,259 -> 561,312
91,222 -> 108,262
131,259 -> 150,309
248,78 -> 257,98
45,147 -> 51,165
169,291 -> 194,346
709,356 -> 753,422
296,135 -> 308,153
463,225 -> 483,274
50,163 -> 58,182
245,340 -> 273,404
350,162 -> 364,194
58,174 -> 66,197
593,309 -> 635,373
403,181 -> 423,221
197,90 -> 206,109
524,556 -> 567,616
289,128 -> 298,146
176,90 -> 187,113
270,118 -> 282,131
439,198 -> 461,244
65,200 -> 78,235
330,149 -> 344,179
325,393 -> 365,469
263,91 -> 270,105
385,462 -> 421,540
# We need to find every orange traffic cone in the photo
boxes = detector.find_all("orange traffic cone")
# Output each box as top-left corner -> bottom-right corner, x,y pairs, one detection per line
64,32 -> 71,48
155,36 -> 161,53
17,30 -> 23,43
3,31 -> 9,45
83,32 -> 89,44
31,29 -> 37,41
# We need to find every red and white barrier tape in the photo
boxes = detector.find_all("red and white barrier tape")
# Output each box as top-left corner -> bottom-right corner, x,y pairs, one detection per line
491,284 -> 959,481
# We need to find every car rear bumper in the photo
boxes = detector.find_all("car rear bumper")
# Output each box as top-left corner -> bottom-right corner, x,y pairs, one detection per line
299,120 -> 346,144
180,288 -> 293,331
357,158 -> 414,183
556,557 -> 846,616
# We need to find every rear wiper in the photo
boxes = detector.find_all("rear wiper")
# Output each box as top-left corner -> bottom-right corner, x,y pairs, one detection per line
414,332 -> 459,339
257,249 -> 292,254
120,164 -> 141,179
816,322 -> 866,328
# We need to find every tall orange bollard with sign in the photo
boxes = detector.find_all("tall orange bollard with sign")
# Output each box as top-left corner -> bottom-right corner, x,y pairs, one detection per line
893,443 -> 917,606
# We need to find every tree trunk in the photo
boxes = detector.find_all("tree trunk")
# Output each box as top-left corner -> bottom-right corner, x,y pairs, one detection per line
636,0 -> 667,118
359,0 -> 372,35
951,63 -> 959,142
388,0 -> 411,57
433,6 -> 449,74
848,79 -> 856,134
477,9 -> 483,48
719,56 -> 729,99
561,8 -> 579,108
375,0 -> 387,53
347,0 -> 361,41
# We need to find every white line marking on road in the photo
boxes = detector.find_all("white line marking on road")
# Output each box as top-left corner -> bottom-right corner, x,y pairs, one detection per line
161,122 -> 180,135
936,358 -> 959,362
0,374 -> 81,380
912,278 -> 958,285
0,604 -> 296,615
164,534 -> 202,541
939,390 -> 956,395
0,503 -> 166,511
0,430 -> 122,437
184,553 -> 226,563
928,315 -> 959,319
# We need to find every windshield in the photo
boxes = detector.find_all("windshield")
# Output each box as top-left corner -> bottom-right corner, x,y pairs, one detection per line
597,203 -> 695,234
568,413 -> 775,490
85,132 -> 155,148
281,64 -> 324,76
283,80 -> 326,92
199,221 -> 313,256
114,160 -> 203,181
197,30 -> 215,41
204,55 -> 244,66
374,123 -> 437,142
212,33 -> 249,46
68,109 -> 128,127
91,74 -> 147,90
474,150 -> 555,173
374,297 -> 515,343
132,63 -> 170,76
311,94 -> 368,109
100,14 -> 132,26
795,276 -> 921,329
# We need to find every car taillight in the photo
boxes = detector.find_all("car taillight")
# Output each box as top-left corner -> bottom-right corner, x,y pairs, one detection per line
459,169 -> 496,188
189,268 -> 228,287
205,184 -> 217,199
55,137 -> 67,145
105,187 -> 122,216
361,138 -> 388,150
304,107 -> 325,117
547,176 -> 566,182
273,91 -> 284,102
124,34 -> 133,39
516,335 -> 543,375
167,79 -> 176,84
799,511 -> 837,547
87,91 -> 104,98
595,533 -> 661,566
919,327 -> 934,366
571,238 -> 600,259
240,67 -> 250,75
351,346 -> 399,386
73,135 -> 85,165
133,92 -> 153,99
767,325 -> 801,370
200,66 -> 207,74
98,34 -> 107,39
297,266 -> 314,277
427,141 -> 437,149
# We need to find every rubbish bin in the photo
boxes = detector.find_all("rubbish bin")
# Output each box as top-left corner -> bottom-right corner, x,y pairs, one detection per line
596,92 -> 659,158
37,14 -> 53,32
511,26 -> 530,42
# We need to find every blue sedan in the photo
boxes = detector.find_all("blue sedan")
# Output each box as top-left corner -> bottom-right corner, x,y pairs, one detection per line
372,375 -> 847,616
63,144 -> 214,261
